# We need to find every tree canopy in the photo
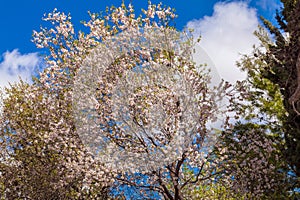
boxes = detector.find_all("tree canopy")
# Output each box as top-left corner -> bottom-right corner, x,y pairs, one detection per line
0,1 -> 300,199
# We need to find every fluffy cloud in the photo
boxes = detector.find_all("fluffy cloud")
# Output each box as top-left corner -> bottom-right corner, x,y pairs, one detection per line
0,49 -> 41,88
187,1 -> 260,83
256,0 -> 281,12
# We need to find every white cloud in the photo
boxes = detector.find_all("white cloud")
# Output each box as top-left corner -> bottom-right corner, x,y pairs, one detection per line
256,0 -> 280,12
0,49 -> 41,88
187,1 -> 260,83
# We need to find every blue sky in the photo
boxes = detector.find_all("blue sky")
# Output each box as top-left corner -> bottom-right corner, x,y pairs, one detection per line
0,0 -> 282,87
0,0 -> 217,54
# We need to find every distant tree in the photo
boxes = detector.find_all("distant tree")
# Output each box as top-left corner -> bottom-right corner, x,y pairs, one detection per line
215,122 -> 290,198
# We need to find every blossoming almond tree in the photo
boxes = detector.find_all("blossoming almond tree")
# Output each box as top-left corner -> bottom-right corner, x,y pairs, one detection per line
72,25 -> 229,199
1,2 -> 230,199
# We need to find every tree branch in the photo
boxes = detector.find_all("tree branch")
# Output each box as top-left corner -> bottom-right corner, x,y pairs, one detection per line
289,51 -> 300,115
